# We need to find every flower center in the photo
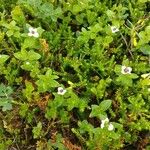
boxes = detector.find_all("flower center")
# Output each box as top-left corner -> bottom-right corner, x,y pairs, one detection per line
31,31 -> 35,34
113,28 -> 117,31
124,67 -> 129,73
59,89 -> 64,93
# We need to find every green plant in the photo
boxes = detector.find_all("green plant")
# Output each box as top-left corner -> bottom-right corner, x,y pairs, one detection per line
0,84 -> 13,111
0,0 -> 150,149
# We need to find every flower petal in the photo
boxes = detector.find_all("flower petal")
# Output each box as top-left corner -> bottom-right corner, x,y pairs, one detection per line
100,123 -> 105,129
33,32 -> 39,38
101,117 -> 109,124
28,33 -> 33,37
127,67 -> 132,74
58,87 -> 63,92
111,26 -> 119,33
121,65 -> 132,74
26,61 -> 30,65
108,123 -> 114,131
29,27 -> 34,32
57,87 -> 66,95
121,66 -> 126,74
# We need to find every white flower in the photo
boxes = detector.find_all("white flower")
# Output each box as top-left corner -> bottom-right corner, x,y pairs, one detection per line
101,118 -> 109,129
100,123 -> 105,129
57,87 -> 66,95
111,26 -> 119,33
101,118 -> 114,131
101,118 -> 109,124
121,65 -> 132,74
26,61 -> 30,65
108,123 -> 114,131
28,27 -> 39,38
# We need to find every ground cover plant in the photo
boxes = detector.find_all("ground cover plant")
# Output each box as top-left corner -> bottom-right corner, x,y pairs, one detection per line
0,0 -> 150,149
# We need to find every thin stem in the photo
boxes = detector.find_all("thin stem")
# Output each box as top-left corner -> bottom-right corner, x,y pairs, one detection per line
9,37 -> 17,51
120,32 -> 133,59
11,100 -> 23,105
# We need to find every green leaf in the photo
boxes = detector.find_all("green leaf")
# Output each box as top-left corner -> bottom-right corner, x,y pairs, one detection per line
23,38 -> 39,49
39,3 -> 53,18
64,89 -> 87,111
59,109 -> 69,123
14,50 -> 41,61
2,20 -> 20,38
51,7 -> 62,22
14,50 -> 28,61
36,69 -> 59,92
91,79 -> 109,99
0,84 -> 13,97
45,106 -> 57,119
90,105 -> 106,119
72,4 -> 82,14
19,103 -> 29,117
23,80 -> 34,101
32,122 -> 42,139
87,10 -> 97,24
18,0 -> 42,6
90,100 -> 112,119
140,44 -> 150,55
36,2 -> 62,22
0,55 -> 9,64
99,100 -> 112,111
21,61 -> 40,73
53,94 -> 65,107
11,5 -> 25,24
128,73 -> 139,79
0,99 -> 12,111
114,65 -> 122,74
90,104 -> 100,116
28,50 -> 41,60
78,99 -> 88,112
116,75 -> 133,87
0,32 -> 4,42
0,84 -> 13,111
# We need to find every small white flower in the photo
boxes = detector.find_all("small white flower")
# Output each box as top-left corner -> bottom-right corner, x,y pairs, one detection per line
108,123 -> 114,131
111,26 -> 119,33
101,118 -> 114,131
121,65 -> 132,74
101,118 -> 109,124
57,87 -> 66,95
100,123 -> 105,129
101,118 -> 109,129
28,27 -> 39,38
26,61 -> 30,65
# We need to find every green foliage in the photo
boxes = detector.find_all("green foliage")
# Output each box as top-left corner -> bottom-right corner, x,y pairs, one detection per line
0,84 -> 13,111
36,69 -> 59,92
46,88 -> 88,122
18,0 -> 62,22
90,100 -> 112,119
0,0 -> 150,149
91,78 -> 112,99
22,80 -> 34,101
32,122 -> 43,139
11,5 -> 25,24
14,49 -> 41,61
48,134 -> 67,150
0,55 -> 9,64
